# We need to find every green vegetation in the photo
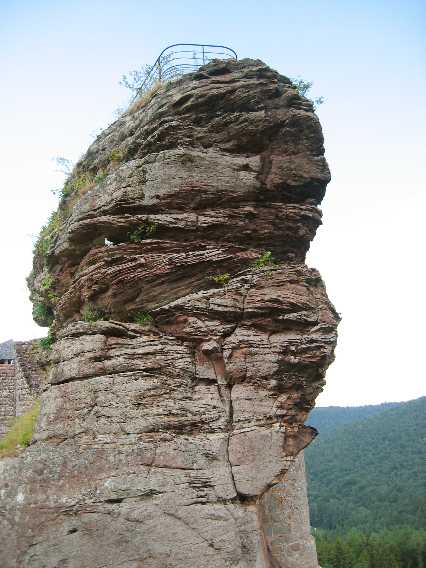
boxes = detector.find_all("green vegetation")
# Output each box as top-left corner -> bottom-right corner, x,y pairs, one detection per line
32,302 -> 54,326
110,149 -> 123,162
253,251 -> 276,268
133,312 -> 153,325
40,273 -> 53,291
307,399 -> 426,565
55,168 -> 107,201
33,211 -> 61,257
0,401 -> 41,458
315,528 -> 426,568
120,53 -> 174,114
40,273 -> 58,303
128,222 -> 157,242
305,397 -> 426,532
60,171 -> 95,199
291,77 -> 324,109
39,330 -> 55,351
307,402 -> 401,436
82,305 -> 106,323
210,273 -> 231,285
94,169 -> 108,184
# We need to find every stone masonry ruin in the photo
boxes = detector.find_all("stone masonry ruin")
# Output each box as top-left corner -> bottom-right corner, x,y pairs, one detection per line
0,58 -> 338,567
0,340 -> 44,436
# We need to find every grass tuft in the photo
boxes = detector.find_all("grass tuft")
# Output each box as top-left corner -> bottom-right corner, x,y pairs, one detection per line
82,305 -> 106,323
210,273 -> 231,286
127,81 -> 163,114
0,401 -> 40,458
39,330 -> 55,351
253,251 -> 277,268
134,312 -> 153,325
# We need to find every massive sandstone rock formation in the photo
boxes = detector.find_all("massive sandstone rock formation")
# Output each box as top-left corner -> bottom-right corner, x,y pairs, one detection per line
0,58 -> 339,567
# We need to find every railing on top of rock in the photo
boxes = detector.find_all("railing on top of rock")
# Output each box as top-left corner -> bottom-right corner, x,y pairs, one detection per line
135,43 -> 238,98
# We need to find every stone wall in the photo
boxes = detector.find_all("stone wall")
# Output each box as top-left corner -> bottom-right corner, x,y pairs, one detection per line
0,341 -> 45,437
14,342 -> 43,417
0,363 -> 16,435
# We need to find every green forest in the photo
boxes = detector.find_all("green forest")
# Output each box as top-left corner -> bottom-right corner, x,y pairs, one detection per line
315,528 -> 426,568
305,397 -> 426,567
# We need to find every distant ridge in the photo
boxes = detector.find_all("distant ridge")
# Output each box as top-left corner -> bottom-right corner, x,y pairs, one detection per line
305,396 -> 426,531
307,401 -> 402,435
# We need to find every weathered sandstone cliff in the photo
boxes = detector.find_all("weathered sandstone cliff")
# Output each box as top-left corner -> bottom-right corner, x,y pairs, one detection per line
0,58 -> 338,567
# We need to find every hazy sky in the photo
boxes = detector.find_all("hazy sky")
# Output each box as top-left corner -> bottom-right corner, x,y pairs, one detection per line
1,0 -> 425,405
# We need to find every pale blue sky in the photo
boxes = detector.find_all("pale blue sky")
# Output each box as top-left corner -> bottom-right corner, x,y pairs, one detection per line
1,0 -> 425,405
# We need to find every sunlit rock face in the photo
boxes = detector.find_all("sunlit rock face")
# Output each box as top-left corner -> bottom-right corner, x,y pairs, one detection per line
1,58 -> 338,568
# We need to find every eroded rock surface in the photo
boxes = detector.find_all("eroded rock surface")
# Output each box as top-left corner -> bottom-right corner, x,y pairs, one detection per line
1,58 -> 338,567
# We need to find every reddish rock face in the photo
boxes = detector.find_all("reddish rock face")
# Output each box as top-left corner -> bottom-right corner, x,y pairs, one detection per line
2,59 -> 338,567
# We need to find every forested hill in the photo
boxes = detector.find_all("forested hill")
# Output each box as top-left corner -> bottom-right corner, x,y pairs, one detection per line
305,396 -> 426,531
307,401 -> 401,435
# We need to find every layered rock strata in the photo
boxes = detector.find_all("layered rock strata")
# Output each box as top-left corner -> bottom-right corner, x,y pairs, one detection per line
0,58 -> 338,567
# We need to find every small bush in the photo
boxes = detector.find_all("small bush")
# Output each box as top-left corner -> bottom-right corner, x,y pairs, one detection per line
110,149 -> 123,162
290,77 -> 324,109
0,401 -> 40,458
128,222 -> 157,242
210,273 -> 231,285
134,312 -> 153,325
82,305 -> 106,323
32,302 -> 54,326
39,330 -> 55,351
253,251 -> 276,268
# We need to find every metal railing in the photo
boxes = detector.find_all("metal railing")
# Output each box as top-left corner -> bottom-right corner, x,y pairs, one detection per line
135,43 -> 238,97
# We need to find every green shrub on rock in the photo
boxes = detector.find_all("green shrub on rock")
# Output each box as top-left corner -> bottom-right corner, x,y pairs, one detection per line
32,302 -> 54,327
253,251 -> 276,268
210,273 -> 231,286
134,312 -> 153,325
82,305 -> 106,323
39,330 -> 55,351
0,401 -> 41,458
33,211 -> 61,258
128,222 -> 157,242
